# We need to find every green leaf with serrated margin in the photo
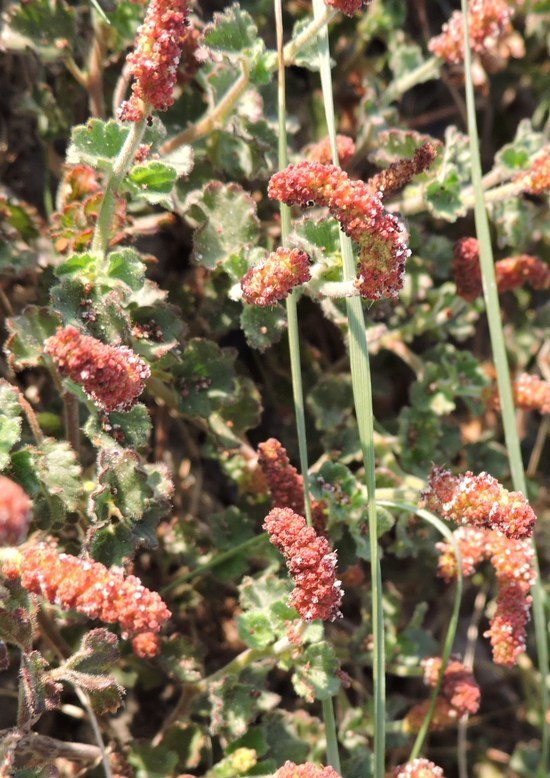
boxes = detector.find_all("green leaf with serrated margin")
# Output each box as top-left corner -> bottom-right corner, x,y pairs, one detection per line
128,161 -> 178,204
174,338 -> 237,417
9,0 -> 75,60
0,381 -> 22,471
106,247 -> 146,291
66,119 -> 129,170
84,404 -> 151,451
6,308 -> 61,369
494,118 -> 546,172
185,181 -> 259,269
128,742 -> 179,778
240,304 -> 287,352
291,642 -> 340,701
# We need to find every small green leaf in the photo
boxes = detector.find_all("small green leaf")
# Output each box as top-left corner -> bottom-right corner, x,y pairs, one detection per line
0,380 -> 23,470
494,118 -> 546,172
128,742 -> 179,778
128,161 -> 178,204
84,404 -> 152,451
20,651 -> 60,725
9,0 -> 76,60
6,307 -> 61,369
237,611 -> 274,648
38,439 -> 82,513
105,247 -> 146,291
291,642 -> 341,701
240,304 -> 287,352
174,338 -> 237,417
66,119 -> 129,170
184,181 -> 259,269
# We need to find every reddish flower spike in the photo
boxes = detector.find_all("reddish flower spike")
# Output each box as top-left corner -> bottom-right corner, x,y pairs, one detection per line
263,507 -> 342,622
324,0 -> 370,17
495,255 -> 550,293
391,758 -> 446,778
428,0 -> 514,65
44,326 -> 150,413
368,142 -> 438,200
268,161 -> 410,300
512,374 -> 550,414
118,0 -> 189,121
423,465 -> 536,540
452,237 -> 482,301
2,544 -> 171,656
274,762 -> 342,778
517,147 -> 550,195
306,135 -> 356,166
0,477 -> 32,546
241,247 -> 311,307
423,657 -> 480,715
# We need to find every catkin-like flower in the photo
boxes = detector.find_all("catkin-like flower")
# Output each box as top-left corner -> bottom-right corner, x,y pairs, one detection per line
436,527 -> 535,666
275,762 -> 342,778
423,657 -> 480,715
391,759 -> 446,778
118,0 -> 189,121
428,0 -> 514,65
44,326 -> 150,412
324,0 -> 370,17
268,161 -> 410,300
423,465 -> 536,540
368,142 -> 438,199
453,237 -> 549,300
306,135 -> 356,166
241,247 -> 311,306
0,477 -> 32,546
516,147 -> 550,195
489,373 -> 550,415
1,544 -> 171,656
263,507 -> 342,622
258,439 -> 305,515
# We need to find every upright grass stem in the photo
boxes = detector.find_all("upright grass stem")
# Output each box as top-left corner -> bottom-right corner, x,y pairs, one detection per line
460,2 -> 549,773
311,1 -> 384,773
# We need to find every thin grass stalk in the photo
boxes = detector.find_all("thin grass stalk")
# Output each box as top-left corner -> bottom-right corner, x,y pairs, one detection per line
274,0 -> 313,529
311,1 -> 385,774
460,2 -> 549,773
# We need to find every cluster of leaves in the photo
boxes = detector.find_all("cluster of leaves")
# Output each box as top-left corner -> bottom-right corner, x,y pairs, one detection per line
0,0 -> 548,776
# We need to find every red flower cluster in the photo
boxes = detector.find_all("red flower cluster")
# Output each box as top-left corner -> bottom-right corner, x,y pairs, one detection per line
118,0 -> 189,121
516,147 -> 550,195
45,326 -> 150,412
275,762 -> 342,778
306,135 -> 356,166
489,373 -> 550,415
422,465 -> 536,540
257,438 -> 327,534
437,526 -> 535,666
391,759 -> 446,778
1,544 -> 171,656
428,0 -> 514,65
324,0 -> 371,17
268,162 -> 410,300
0,476 -> 32,546
240,247 -> 311,306
263,507 -> 342,622
368,142 -> 437,199
452,237 -> 549,301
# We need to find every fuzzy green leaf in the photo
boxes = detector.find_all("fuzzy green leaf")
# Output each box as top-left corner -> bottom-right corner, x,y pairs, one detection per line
128,161 -> 178,204
291,642 -> 340,701
240,304 -> 287,352
174,338 -> 237,417
0,381 -> 23,471
84,404 -> 152,451
185,181 -> 259,269
66,119 -> 129,170
6,307 -> 61,369
37,439 -> 82,513
9,0 -> 75,60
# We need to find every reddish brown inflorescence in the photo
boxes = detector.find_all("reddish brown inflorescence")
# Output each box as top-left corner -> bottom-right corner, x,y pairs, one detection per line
44,326 -> 150,413
437,526 -> 535,666
240,247 -> 311,306
428,0 -> 514,65
512,374 -> 550,414
274,762 -> 342,778
516,147 -> 550,195
118,0 -> 189,121
268,161 -> 410,300
422,465 -> 536,540
368,142 -> 438,200
324,0 -> 371,17
306,135 -> 356,166
263,507 -> 342,622
1,544 -> 171,656
0,477 -> 32,546
391,758 -> 446,778
452,237 -> 483,301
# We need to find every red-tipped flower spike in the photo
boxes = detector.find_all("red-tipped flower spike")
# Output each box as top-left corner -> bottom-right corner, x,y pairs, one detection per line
2,544 -> 171,656
306,135 -> 356,166
241,247 -> 311,306
495,255 -> 550,293
118,0 -> 189,121
512,374 -> 550,414
368,142 -> 438,199
274,762 -> 342,778
391,759 -> 446,778
268,161 -> 410,300
422,657 -> 480,715
516,147 -> 550,195
452,237 -> 483,301
428,0 -> 514,65
324,0 -> 370,17
423,465 -> 536,540
0,477 -> 32,546
258,439 -> 305,515
263,507 -> 342,622
436,527 -> 535,666
44,326 -> 150,412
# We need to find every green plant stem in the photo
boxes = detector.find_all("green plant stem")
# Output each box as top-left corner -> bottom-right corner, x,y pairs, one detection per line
90,116 -> 147,261
322,697 -> 342,774
161,533 -> 268,594
460,3 -> 549,773
311,0 -> 384,773
383,55 -> 441,104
